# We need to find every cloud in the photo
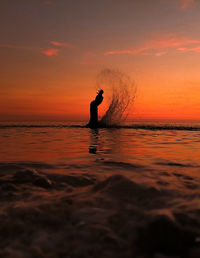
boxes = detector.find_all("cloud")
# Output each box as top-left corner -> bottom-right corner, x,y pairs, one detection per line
50,41 -> 75,49
0,40 -> 75,57
191,46 -> 200,52
155,51 -> 167,57
177,47 -> 187,51
178,45 -> 200,53
181,0 -> 194,9
41,48 -> 59,56
104,33 -> 199,57
148,34 -> 198,48
0,44 -> 37,50
40,41 -> 75,56
105,48 -> 144,55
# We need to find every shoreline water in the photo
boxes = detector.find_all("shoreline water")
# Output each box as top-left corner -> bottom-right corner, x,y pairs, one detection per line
0,122 -> 200,257
0,162 -> 200,258
1,120 -> 200,130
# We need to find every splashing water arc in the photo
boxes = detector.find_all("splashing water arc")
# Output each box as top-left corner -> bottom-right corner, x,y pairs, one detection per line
96,69 -> 136,126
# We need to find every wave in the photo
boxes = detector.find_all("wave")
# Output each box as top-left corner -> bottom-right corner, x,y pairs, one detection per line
1,124 -> 200,131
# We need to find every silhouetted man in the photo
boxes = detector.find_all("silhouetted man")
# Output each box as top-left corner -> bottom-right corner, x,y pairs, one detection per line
88,90 -> 104,128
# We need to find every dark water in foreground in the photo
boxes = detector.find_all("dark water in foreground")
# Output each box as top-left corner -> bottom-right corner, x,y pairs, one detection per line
0,121 -> 200,257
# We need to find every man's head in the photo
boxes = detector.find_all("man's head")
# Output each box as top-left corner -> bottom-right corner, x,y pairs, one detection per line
98,89 -> 104,95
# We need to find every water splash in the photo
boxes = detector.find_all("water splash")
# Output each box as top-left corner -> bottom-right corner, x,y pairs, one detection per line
96,69 -> 136,126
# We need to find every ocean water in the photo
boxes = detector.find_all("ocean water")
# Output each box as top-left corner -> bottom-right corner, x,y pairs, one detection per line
1,121 -> 200,177
0,121 -> 200,257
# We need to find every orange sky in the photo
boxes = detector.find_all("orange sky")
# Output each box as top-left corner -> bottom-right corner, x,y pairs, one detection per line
0,0 -> 200,121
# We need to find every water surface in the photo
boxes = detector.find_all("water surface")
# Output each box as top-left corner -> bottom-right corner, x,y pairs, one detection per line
0,121 -> 200,257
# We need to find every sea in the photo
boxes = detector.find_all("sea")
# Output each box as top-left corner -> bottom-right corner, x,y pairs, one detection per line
0,120 -> 200,258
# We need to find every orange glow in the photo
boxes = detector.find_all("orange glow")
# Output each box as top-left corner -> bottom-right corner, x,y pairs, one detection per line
42,48 -> 59,56
1,0 -> 200,121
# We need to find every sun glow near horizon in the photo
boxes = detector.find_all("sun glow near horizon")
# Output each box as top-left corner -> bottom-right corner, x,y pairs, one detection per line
0,0 -> 200,122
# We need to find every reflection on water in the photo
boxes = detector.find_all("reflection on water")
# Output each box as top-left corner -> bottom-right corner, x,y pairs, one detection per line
1,125 -> 200,181
89,129 -> 99,154
1,123 -> 200,257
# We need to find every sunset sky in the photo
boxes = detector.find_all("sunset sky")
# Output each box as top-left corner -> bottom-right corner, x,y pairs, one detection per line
1,0 -> 200,121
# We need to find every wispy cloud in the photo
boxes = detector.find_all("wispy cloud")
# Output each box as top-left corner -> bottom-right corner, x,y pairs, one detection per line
104,33 -> 199,57
180,0 -> 194,10
41,40 -> 76,56
0,43 -> 59,57
178,45 -> 200,53
50,41 -> 75,49
41,48 -> 59,56
155,51 -> 167,57
0,44 -> 37,51
0,40 -> 75,57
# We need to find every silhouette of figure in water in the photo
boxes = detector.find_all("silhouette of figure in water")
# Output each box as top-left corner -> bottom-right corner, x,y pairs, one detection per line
88,90 -> 104,128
